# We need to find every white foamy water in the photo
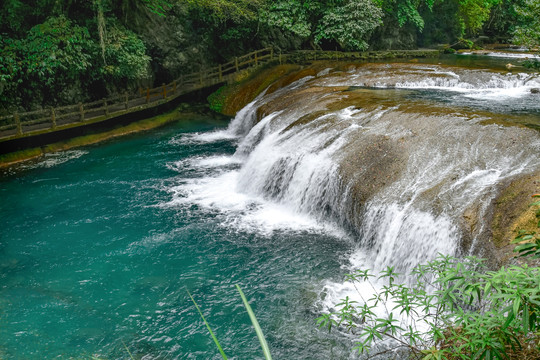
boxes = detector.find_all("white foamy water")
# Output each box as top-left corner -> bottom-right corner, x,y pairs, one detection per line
167,155 -> 242,172
320,64 -> 540,107
170,129 -> 238,145
390,67 -> 539,100
162,168 -> 346,237
484,51 -> 540,59
21,150 -> 88,169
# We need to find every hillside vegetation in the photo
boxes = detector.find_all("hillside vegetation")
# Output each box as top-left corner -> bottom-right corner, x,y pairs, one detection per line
0,0 -> 538,112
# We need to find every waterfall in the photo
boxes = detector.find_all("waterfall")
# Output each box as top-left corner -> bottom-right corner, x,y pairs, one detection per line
171,62 -> 540,279
224,63 -> 540,274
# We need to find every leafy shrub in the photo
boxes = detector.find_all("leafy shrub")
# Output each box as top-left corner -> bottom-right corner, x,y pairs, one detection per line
318,254 -> 540,359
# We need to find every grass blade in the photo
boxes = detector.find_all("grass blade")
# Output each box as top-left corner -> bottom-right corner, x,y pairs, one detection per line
187,290 -> 228,360
235,284 -> 273,360
122,341 -> 135,360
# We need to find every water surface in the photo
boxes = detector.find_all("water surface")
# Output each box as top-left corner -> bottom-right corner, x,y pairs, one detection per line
0,115 -> 354,359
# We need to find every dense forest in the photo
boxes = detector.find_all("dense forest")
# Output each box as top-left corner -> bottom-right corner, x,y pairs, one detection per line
0,0 -> 538,113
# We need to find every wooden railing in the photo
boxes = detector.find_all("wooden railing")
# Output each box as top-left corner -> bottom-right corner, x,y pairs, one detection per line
0,48 -> 275,140
0,47 -> 440,141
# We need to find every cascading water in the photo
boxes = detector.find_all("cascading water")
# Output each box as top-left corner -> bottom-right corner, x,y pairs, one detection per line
220,63 -> 540,272
173,63 -> 540,340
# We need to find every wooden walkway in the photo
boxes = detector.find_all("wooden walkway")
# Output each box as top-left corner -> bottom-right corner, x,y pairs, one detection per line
0,48 -> 440,143
0,48 -> 276,141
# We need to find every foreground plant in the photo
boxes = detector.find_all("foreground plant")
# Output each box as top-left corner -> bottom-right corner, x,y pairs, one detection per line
318,255 -> 540,359
188,285 -> 272,360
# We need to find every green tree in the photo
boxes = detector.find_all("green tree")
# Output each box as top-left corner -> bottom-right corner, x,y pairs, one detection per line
315,0 -> 384,50
100,22 -> 151,84
458,0 -> 502,36
377,0 -> 437,31
263,0 -> 383,50
0,15 -> 95,108
512,0 -> 540,49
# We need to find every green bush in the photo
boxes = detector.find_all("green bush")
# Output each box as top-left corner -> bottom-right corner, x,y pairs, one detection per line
318,254 -> 540,359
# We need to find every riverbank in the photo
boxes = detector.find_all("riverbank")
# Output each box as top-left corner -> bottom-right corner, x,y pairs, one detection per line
0,104 -> 228,169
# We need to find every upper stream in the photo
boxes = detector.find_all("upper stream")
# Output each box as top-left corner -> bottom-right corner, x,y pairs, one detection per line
1,57 -> 540,359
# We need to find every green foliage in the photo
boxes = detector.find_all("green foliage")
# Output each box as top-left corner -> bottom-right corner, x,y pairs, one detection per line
378,0 -> 435,30
512,0 -> 540,48
318,255 -> 540,359
141,0 -> 173,16
188,290 -> 228,359
315,0 -> 383,51
458,0 -> 502,36
23,16 -> 94,86
207,85 -> 226,113
236,284 -> 273,360
263,0 -> 383,50
512,194 -> 540,258
262,0 -> 313,39
0,15 -> 96,109
100,23 -> 151,82
185,0 -> 263,24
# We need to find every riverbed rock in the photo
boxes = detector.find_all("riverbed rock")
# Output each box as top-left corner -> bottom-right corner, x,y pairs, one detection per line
531,88 -> 540,94
490,171 -> 540,263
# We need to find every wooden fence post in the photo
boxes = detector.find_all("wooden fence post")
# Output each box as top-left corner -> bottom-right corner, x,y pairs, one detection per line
173,81 -> 177,94
199,70 -> 203,85
279,52 -> 282,65
124,93 -> 129,110
235,57 -> 239,72
104,100 -> 109,117
15,112 -> 22,135
79,103 -> 84,122
50,107 -> 56,129
270,48 -> 274,60
218,64 -> 223,82
162,83 -> 167,99
146,88 -> 150,104
255,52 -> 258,66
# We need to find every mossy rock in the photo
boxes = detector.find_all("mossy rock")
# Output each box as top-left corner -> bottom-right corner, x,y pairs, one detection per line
490,172 -> 540,261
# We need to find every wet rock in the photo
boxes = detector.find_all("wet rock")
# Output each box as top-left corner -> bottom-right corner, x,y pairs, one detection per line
531,88 -> 540,94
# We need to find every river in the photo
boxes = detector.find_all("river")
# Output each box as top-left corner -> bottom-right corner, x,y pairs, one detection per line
1,54 -> 540,359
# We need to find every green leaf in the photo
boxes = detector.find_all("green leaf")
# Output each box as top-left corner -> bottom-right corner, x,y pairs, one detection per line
515,243 -> 536,252
523,303 -> 530,331
187,290 -> 228,360
513,297 -> 521,318
236,284 -> 272,360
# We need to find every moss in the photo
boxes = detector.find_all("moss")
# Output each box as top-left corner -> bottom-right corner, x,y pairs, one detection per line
0,148 -> 43,167
491,172 -> 540,259
207,85 -> 227,113
209,64 -> 303,116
